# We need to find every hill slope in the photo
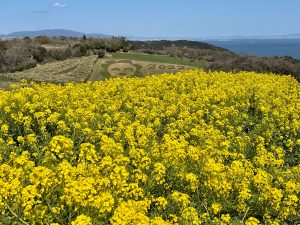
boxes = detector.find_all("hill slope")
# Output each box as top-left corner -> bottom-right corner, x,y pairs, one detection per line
0,53 -> 207,88
131,40 -> 230,51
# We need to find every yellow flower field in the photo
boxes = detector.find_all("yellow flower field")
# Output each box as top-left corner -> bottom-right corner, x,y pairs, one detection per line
0,69 -> 299,224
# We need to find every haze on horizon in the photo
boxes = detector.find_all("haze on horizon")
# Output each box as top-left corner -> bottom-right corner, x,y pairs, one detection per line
0,0 -> 300,38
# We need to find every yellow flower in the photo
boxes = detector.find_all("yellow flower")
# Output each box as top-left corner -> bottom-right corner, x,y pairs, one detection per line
185,173 -> 199,192
110,200 -> 150,225
245,217 -> 260,225
79,143 -> 98,163
221,214 -> 231,223
211,203 -> 222,214
153,162 -> 166,184
71,214 -> 93,225
48,135 -> 74,159
155,197 -> 168,210
0,124 -> 9,135
0,69 -> 299,224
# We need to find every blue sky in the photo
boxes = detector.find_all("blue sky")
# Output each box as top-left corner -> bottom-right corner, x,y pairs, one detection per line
0,0 -> 299,37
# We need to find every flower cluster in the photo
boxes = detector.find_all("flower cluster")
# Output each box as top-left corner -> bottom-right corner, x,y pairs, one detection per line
0,69 -> 299,224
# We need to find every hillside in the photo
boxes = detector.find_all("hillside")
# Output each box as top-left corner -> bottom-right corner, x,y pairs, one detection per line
131,40 -> 229,51
0,53 -> 207,89
1,36 -> 300,84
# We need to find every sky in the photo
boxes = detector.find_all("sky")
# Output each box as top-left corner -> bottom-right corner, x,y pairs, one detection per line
0,0 -> 300,37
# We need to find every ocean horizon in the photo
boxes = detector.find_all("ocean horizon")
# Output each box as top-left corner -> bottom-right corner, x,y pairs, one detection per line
205,39 -> 300,60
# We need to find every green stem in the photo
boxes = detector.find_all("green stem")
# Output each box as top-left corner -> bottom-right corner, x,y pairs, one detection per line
242,207 -> 250,222
6,204 -> 29,225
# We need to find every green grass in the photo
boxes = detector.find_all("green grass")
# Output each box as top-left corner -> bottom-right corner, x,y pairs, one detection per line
110,52 -> 209,68
0,52 -> 209,89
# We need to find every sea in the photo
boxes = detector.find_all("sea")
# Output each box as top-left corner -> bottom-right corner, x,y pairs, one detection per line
205,39 -> 300,60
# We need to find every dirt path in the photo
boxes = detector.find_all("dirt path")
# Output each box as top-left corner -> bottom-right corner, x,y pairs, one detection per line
89,58 -> 108,81
85,57 -> 100,82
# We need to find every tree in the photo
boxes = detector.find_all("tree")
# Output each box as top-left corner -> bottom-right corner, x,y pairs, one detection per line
23,36 -> 31,41
72,43 -> 88,57
95,49 -> 105,58
35,36 -> 51,45
82,34 -> 87,41
33,46 -> 47,62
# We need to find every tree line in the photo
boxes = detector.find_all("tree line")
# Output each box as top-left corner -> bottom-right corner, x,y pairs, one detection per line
0,36 -> 131,73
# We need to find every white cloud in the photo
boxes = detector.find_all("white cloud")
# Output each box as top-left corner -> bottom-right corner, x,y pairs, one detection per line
52,2 -> 67,8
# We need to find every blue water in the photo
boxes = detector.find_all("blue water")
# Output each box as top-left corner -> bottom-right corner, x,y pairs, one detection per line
205,39 -> 300,59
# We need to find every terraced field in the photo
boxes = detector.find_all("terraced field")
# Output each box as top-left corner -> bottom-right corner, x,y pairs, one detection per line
0,56 -> 98,86
0,53 -> 206,89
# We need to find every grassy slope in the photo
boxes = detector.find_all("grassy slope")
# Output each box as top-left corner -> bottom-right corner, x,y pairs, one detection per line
0,52 -> 210,89
110,52 -> 209,68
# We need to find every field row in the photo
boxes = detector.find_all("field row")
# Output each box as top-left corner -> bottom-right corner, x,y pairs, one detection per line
0,56 -> 98,86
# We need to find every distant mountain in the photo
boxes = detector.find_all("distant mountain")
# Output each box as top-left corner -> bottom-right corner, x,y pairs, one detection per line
8,29 -> 84,38
0,29 -> 111,39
